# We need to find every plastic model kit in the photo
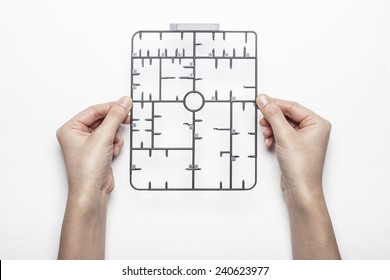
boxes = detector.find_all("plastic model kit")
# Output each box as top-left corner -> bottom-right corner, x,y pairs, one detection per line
130,24 -> 258,190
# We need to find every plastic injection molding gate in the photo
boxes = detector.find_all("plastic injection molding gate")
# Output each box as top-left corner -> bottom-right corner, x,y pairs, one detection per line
130,24 -> 258,191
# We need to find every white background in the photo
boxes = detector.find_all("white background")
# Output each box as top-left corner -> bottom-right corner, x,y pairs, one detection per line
0,0 -> 389,259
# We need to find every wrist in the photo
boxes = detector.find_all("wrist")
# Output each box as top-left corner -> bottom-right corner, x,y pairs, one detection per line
282,180 -> 326,214
59,186 -> 109,260
66,187 -> 110,215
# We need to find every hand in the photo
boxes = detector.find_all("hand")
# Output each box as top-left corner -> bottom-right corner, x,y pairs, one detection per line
56,96 -> 132,202
256,94 -> 332,207
57,96 -> 132,259
256,94 -> 340,259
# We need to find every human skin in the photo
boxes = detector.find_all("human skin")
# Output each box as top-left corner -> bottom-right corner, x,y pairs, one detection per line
256,94 -> 341,260
56,96 -> 132,259
56,94 -> 340,260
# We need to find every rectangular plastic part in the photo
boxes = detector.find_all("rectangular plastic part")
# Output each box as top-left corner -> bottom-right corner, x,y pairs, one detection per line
170,23 -> 220,31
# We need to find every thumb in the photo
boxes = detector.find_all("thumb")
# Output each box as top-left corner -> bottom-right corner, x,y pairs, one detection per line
256,94 -> 292,140
97,96 -> 132,143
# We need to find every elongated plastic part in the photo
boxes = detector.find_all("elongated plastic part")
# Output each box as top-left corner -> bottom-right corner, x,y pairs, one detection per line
170,23 -> 220,31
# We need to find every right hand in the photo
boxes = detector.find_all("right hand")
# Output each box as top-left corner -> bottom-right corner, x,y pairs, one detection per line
56,96 -> 132,202
256,94 -> 332,208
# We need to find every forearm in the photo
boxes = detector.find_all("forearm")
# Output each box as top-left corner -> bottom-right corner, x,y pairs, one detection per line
284,186 -> 341,260
58,191 -> 109,260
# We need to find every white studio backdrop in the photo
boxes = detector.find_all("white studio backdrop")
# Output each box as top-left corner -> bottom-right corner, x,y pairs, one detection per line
0,0 -> 389,259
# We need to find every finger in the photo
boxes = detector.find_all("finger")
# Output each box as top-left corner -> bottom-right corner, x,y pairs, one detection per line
263,127 -> 273,138
91,118 -> 128,131
97,96 -> 132,143
259,109 -> 297,137
90,119 -> 104,130
261,115 -> 296,130
113,145 -> 120,157
287,118 -> 300,130
273,98 -> 315,125
264,136 -> 274,148
114,128 -> 121,144
123,115 -> 131,124
113,137 -> 125,157
73,102 -> 116,127
259,117 -> 271,127
261,113 -> 298,130
256,94 -> 293,139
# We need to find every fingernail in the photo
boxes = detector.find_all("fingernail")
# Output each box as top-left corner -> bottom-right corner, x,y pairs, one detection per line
257,94 -> 269,107
117,96 -> 132,109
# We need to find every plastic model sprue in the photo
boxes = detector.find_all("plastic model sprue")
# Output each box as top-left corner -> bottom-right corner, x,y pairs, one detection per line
130,24 -> 258,190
